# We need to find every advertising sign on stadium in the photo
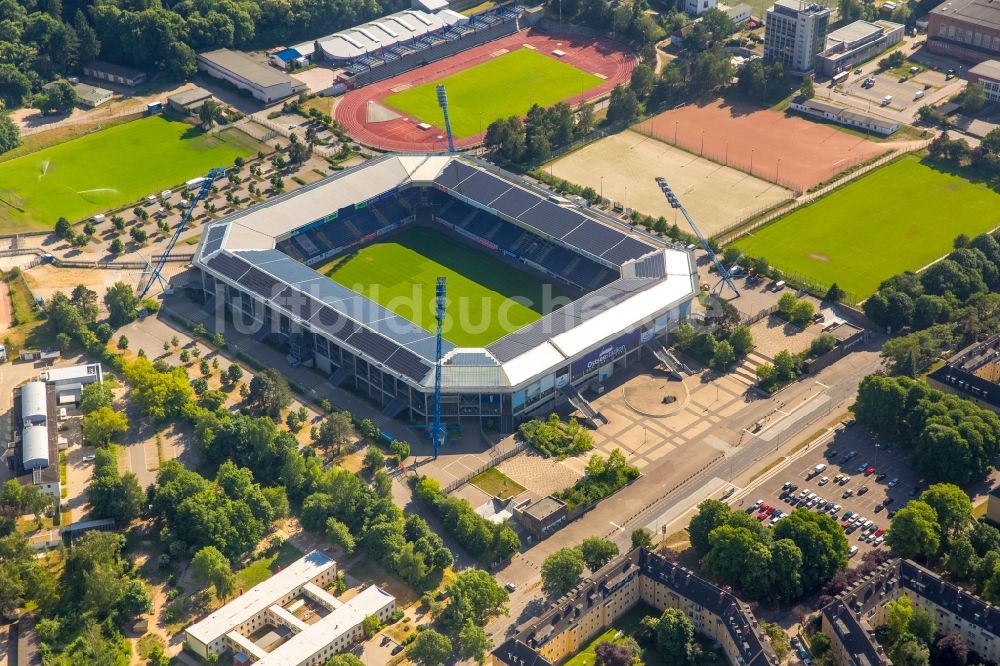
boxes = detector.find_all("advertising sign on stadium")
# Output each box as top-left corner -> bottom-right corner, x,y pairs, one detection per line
367,188 -> 399,205
571,330 -> 641,379
453,226 -> 498,251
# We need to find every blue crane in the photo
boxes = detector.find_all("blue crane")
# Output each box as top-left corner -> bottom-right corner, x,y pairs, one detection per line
432,277 -> 447,459
139,167 -> 226,299
436,85 -> 457,153
655,176 -> 740,298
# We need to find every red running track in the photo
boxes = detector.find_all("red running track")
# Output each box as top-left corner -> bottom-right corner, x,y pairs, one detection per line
335,29 -> 637,152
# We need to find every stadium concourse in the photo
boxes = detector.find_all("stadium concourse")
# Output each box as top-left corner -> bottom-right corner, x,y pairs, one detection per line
334,30 -> 637,151
193,155 -> 697,433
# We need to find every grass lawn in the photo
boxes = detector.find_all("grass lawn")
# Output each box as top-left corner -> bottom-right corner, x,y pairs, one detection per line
0,115 -> 263,233
235,540 -> 304,591
470,468 -> 525,499
383,49 -> 602,137
734,156 -> 1000,299
322,226 -> 575,346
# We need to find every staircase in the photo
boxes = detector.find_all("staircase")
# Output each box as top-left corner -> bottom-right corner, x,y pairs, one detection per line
370,205 -> 391,227
560,385 -> 606,427
382,395 -> 407,418
731,349 -> 773,386
328,365 -> 351,387
644,339 -> 689,378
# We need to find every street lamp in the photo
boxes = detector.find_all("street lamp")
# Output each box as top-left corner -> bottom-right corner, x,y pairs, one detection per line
776,158 -> 782,182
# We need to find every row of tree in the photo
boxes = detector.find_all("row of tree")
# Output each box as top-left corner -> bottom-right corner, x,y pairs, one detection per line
687,500 -> 849,602
927,128 -> 1000,179
852,375 -> 1000,485
484,101 -> 595,165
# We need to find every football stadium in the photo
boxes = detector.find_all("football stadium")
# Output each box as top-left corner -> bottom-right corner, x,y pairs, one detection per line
194,155 -> 697,432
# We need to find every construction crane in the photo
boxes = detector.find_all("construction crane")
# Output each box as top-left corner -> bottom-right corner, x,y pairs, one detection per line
138,167 -> 225,299
432,277 -> 447,459
436,85 -> 456,153
655,176 -> 740,298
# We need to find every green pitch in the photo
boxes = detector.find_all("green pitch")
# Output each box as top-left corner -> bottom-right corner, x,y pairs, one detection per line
383,48 -> 603,137
322,226 -> 575,346
0,115 -> 261,233
734,156 -> 1000,299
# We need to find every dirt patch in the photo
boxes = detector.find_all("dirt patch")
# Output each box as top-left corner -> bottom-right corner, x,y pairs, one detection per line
0,281 -> 11,332
809,253 -> 830,262
389,84 -> 412,94
491,48 -> 510,57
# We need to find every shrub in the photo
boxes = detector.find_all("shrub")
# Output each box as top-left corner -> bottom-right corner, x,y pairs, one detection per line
518,413 -> 594,459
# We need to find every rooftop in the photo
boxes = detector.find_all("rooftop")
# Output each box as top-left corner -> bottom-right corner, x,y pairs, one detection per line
197,49 -> 297,88
971,58 -> 1000,80
794,97 -> 899,131
931,0 -> 1000,29
523,497 -> 566,521
39,363 -> 102,384
770,0 -> 831,16
825,19 -> 888,48
167,86 -> 213,106
83,59 -> 145,78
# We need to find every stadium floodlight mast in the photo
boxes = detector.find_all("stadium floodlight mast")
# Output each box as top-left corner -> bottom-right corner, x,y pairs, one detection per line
432,277 -> 447,459
435,85 -> 457,153
655,176 -> 740,298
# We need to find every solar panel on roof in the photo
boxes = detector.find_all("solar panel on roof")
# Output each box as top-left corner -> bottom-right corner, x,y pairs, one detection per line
274,286 -> 315,321
206,252 -> 252,282
384,348 -> 431,381
563,220 -> 628,256
434,161 -> 477,189
311,306 -> 356,341
453,171 -> 512,206
519,201 -> 586,239
490,188 -> 541,219
238,267 -> 280,299
346,326 -> 398,364
203,225 -> 227,255
602,237 -> 654,265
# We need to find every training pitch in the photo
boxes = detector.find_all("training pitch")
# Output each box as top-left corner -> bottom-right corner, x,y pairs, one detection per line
322,226 -> 575,347
734,156 -> 1000,298
383,49 -> 602,138
0,116 -> 261,233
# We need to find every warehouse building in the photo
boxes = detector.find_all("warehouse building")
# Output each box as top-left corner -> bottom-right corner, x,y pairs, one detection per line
927,0 -> 1000,62
817,20 -> 904,76
8,381 -> 60,509
197,49 -> 306,104
82,60 -> 147,87
185,551 -> 395,664
969,59 -> 1000,102
167,87 -> 214,114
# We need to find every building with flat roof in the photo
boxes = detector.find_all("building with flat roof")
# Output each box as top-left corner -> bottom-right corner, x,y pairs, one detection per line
722,2 -> 754,23
684,0 -> 717,17
196,49 -> 306,104
495,548 -> 779,666
928,0 -> 1000,62
765,0 -> 830,74
185,551 -> 395,664
82,60 -> 147,87
513,496 -> 568,539
969,58 -> 1000,101
822,559 -> 1000,665
167,87 -> 214,114
789,97 -> 900,135
927,333 -> 1000,410
817,20 -> 904,75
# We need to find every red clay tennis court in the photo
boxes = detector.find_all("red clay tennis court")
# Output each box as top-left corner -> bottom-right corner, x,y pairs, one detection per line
335,29 -> 636,152
636,97 -> 891,193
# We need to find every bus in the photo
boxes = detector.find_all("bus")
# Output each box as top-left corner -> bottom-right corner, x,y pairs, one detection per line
832,71 -> 849,84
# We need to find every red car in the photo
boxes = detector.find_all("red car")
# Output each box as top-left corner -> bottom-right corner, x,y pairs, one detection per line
765,506 -> 776,516
757,513 -> 768,521
875,528 -> 885,537
865,466 -> 875,476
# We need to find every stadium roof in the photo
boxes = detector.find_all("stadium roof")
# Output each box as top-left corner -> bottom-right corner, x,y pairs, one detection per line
196,155 -> 697,391
292,9 -> 460,60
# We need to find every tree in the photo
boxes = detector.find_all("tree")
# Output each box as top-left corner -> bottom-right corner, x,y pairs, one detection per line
631,528 -> 654,550
607,84 -> 639,125
887,501 -> 941,559
445,569 -> 509,627
887,596 -> 914,643
192,546 -> 234,598
656,608 -> 695,665
945,536 -> 977,579
595,642 -> 632,666
773,509 -> 849,593
82,407 -> 129,446
199,99 -> 221,128
762,622 -> 790,660
711,339 -> 735,370
629,63 -> 656,99
936,633 -> 968,666
0,65 -> 32,109
327,655 -> 365,666
770,538 -> 804,601
390,439 -> 410,461
37,81 -> 77,115
119,579 -> 152,618
314,411 -> 353,452
891,634 -> 930,666
362,613 -> 382,638
246,369 -> 292,418
363,446 -> 385,471
729,326 -> 754,356
409,629 -> 452,666
326,517 -> 356,554
799,76 -> 815,99
909,607 -> 936,647
80,382 -> 114,414
0,114 -> 21,156
919,483 -> 972,539
458,622 -> 491,664
963,83 -> 987,114
580,536 -> 619,571
104,282 -> 139,327
542,547 -> 585,595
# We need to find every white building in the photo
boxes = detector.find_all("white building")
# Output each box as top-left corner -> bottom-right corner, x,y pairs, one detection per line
685,0 -> 717,17
765,0 -> 831,75
789,97 -> 900,135
196,49 -> 306,104
40,363 -> 103,406
185,551 -> 395,665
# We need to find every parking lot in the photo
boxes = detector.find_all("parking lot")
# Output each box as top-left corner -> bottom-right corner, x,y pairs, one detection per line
745,420 -> 923,561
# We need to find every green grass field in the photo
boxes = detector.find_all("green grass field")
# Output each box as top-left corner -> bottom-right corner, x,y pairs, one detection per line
0,115 -> 262,232
383,48 -> 602,137
322,226 -> 574,347
734,156 -> 1000,299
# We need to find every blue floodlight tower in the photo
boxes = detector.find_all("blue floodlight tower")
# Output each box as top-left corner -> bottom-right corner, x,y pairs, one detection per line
432,277 -> 447,459
436,85 -> 457,153
139,167 -> 225,298
655,177 -> 740,298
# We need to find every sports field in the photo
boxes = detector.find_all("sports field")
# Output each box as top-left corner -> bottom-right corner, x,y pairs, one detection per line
0,115 -> 262,233
383,48 -> 602,138
323,226 -> 575,346
734,156 -> 1000,298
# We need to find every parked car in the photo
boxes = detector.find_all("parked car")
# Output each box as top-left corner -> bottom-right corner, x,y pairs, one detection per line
505,582 -> 517,592
875,473 -> 887,481
858,486 -> 870,495
865,466 -> 875,476
82,455 -> 95,462
819,476 -> 830,486
857,462 -> 869,473
849,545 -> 859,557
888,478 -> 900,488
842,489 -> 854,498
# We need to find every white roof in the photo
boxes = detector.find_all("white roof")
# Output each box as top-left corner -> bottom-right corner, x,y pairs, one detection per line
438,8 -> 469,24
21,382 -> 47,422
254,586 -> 394,665
294,9 -> 450,60
39,363 -> 102,383
413,0 -> 449,11
502,343 -> 567,387
185,551 -> 335,645
22,424 -> 49,469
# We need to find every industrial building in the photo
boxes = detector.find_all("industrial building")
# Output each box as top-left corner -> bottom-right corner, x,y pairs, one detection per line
185,551 -> 395,664
969,59 -> 1000,102
817,20 -> 904,76
764,0 -> 831,75
495,548 -> 779,666
7,381 -> 60,508
927,0 -> 1000,62
82,60 -> 147,87
193,154 -> 697,434
196,49 -> 306,104
167,87 -> 214,114
789,97 -> 901,135
822,559 -> 1000,665
927,333 -> 1000,410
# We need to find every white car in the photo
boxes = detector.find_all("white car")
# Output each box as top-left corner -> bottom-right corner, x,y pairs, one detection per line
82,455 -> 95,462
818,476 -> 830,486
849,546 -> 859,557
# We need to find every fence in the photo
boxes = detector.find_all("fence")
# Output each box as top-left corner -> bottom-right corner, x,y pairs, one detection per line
233,118 -> 278,144
740,303 -> 778,327
441,439 -> 528,494
0,247 -> 193,270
